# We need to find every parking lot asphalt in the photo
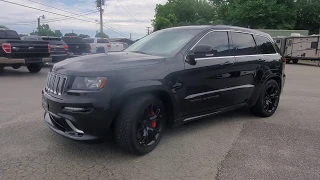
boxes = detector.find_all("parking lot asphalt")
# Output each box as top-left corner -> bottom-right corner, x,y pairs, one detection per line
0,62 -> 320,180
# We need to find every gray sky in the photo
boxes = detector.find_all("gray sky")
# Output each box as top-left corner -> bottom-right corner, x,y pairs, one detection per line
0,0 -> 167,40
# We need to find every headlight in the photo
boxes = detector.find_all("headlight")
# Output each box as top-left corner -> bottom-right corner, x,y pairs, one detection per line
71,77 -> 107,90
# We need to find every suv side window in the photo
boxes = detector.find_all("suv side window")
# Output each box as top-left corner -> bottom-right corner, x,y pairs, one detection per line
193,31 -> 230,58
254,35 -> 277,54
231,32 -> 257,55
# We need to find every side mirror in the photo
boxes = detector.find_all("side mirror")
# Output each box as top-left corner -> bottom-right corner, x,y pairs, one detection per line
193,45 -> 212,54
186,45 -> 212,65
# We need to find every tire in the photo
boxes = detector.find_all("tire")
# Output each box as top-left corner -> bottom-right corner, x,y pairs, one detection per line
114,94 -> 166,155
287,59 -> 292,64
12,65 -> 22,69
250,80 -> 280,117
27,63 -> 42,73
292,59 -> 299,64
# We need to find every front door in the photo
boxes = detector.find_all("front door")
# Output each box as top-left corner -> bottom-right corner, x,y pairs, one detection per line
182,31 -> 236,116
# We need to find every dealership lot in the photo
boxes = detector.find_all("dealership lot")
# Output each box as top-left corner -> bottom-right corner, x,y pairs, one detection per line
1,63 -> 320,180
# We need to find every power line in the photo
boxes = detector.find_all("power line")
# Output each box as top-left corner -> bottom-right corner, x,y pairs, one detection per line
0,0 -> 127,37
6,10 -> 98,25
115,0 -> 142,23
25,0 -> 95,18
4,10 -> 98,25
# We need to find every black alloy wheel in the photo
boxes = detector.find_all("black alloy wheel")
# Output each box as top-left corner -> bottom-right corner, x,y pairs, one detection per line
250,79 -> 280,117
263,84 -> 279,113
114,95 -> 166,155
136,104 -> 163,147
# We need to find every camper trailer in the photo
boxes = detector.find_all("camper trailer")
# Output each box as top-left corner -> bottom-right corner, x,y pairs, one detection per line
273,35 -> 320,64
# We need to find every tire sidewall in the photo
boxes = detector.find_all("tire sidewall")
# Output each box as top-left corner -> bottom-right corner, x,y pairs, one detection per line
118,95 -> 166,155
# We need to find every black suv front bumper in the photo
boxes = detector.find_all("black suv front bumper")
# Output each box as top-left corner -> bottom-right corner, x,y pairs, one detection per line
42,89 -> 116,140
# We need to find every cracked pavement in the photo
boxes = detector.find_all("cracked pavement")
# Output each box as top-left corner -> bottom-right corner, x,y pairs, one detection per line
1,62 -> 320,180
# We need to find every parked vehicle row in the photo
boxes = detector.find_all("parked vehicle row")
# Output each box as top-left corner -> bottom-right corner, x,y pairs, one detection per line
42,25 -> 285,155
21,36 -> 69,63
0,29 -> 50,74
84,37 -> 126,53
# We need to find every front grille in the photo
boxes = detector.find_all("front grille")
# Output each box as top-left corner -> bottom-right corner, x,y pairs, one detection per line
45,73 -> 67,95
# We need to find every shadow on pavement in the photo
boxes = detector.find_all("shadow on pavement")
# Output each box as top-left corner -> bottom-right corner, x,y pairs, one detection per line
51,107 -> 253,158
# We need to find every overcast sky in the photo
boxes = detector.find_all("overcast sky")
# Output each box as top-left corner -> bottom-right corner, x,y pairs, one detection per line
0,0 -> 167,40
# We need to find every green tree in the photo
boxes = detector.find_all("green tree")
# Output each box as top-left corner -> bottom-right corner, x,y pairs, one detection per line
31,24 -> 63,37
64,32 -> 78,36
79,34 -> 90,38
153,0 -> 215,31
54,30 -> 63,37
0,25 -> 8,29
95,32 -> 109,39
220,0 -> 296,29
294,0 -> 320,34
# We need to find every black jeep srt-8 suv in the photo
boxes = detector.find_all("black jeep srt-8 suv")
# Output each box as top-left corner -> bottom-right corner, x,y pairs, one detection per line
42,25 -> 286,155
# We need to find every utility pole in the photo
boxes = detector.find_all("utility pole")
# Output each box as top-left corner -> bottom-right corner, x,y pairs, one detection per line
37,15 -> 45,34
147,27 -> 151,35
97,0 -> 105,36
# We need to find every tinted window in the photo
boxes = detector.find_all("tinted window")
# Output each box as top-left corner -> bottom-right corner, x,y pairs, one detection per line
61,37 -> 84,43
231,32 -> 256,55
311,42 -> 318,49
6,30 -> 20,39
84,38 -> 94,43
254,35 -> 276,54
193,31 -> 230,57
42,37 -> 65,45
0,30 -> 6,38
0,30 -> 20,39
97,39 -> 109,43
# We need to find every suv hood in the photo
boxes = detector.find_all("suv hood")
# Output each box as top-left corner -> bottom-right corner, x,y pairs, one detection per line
52,52 -> 165,75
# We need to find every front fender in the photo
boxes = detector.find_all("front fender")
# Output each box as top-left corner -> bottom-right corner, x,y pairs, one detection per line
110,80 -> 181,120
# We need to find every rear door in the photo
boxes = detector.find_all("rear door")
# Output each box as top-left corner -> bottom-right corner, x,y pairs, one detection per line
183,30 -> 236,116
230,32 -> 260,105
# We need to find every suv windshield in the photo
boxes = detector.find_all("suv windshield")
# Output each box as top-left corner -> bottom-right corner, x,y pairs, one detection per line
125,29 -> 201,57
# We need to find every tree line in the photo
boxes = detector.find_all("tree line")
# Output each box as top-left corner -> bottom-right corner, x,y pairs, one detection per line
153,0 -> 320,34
0,24 -> 109,38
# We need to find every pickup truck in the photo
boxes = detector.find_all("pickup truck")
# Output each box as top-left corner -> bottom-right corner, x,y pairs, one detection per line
61,36 -> 91,57
84,37 -> 125,53
0,29 -> 50,74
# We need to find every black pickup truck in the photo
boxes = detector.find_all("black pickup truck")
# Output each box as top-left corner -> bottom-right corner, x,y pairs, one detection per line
0,29 -> 50,74
61,36 -> 91,57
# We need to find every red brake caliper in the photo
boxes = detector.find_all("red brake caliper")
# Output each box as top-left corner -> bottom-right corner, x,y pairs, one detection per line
151,110 -> 156,128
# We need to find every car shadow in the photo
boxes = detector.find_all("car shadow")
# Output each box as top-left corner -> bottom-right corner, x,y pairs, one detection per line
288,61 -> 320,67
0,67 -> 50,77
50,107 -> 254,158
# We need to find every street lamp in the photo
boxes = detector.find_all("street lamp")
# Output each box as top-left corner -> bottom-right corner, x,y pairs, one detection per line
37,15 -> 45,34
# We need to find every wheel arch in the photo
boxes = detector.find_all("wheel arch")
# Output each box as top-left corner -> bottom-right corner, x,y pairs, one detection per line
249,72 -> 282,107
110,82 -> 179,128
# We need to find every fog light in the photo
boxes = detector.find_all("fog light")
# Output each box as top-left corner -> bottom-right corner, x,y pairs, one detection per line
63,107 -> 86,112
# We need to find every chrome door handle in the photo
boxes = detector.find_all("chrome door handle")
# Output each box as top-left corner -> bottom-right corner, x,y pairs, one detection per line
258,59 -> 266,62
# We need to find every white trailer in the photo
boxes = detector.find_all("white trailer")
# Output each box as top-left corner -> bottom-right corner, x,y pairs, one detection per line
273,35 -> 320,64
